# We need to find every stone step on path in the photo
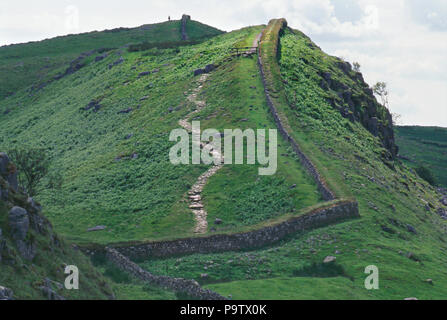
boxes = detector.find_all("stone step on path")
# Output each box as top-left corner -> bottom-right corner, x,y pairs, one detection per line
179,73 -> 223,234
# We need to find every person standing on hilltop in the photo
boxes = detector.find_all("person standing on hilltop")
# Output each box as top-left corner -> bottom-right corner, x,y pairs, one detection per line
168,16 -> 171,22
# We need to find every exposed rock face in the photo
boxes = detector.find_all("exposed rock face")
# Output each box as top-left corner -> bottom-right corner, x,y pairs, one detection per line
320,67 -> 398,158
39,278 -> 65,300
0,286 -> 14,300
0,152 -> 18,193
9,206 -> 29,241
9,206 -> 36,261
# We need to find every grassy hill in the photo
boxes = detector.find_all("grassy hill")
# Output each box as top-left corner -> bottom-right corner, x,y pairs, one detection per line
395,126 -> 447,188
1,17 -> 447,300
137,20 -> 447,300
0,24 -> 321,245
0,19 -> 223,100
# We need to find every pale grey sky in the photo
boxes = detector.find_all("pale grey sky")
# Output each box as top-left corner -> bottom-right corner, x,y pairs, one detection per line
1,0 -> 446,127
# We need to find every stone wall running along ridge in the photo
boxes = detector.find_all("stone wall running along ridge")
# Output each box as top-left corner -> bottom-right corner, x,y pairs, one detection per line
256,19 -> 336,201
181,14 -> 190,41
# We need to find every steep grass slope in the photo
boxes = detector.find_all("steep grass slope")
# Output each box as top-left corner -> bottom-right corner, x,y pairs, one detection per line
2,16 -> 447,300
0,18 -> 223,100
138,20 -> 447,300
0,24 -> 321,245
395,126 -> 447,187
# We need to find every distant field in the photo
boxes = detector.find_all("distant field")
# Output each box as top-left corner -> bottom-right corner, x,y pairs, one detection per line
395,126 -> 447,187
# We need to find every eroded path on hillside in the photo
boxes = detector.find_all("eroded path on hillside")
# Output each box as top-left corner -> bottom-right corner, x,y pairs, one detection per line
180,31 -> 263,234
179,73 -> 223,234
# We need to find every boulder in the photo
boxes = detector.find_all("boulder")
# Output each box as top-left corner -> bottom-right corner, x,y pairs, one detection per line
440,197 -> 447,206
0,286 -> 13,300
214,218 -> 222,225
87,225 -> 107,232
204,64 -> 215,73
323,256 -> 336,263
138,71 -> 150,77
194,69 -> 204,76
406,224 -> 417,234
9,207 -> 29,241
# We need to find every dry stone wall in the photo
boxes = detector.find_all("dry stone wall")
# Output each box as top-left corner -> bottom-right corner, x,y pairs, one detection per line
105,247 -> 227,300
181,14 -> 190,41
111,201 -> 358,259
256,21 -> 336,201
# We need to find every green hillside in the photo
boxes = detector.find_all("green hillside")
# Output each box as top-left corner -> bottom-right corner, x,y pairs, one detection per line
137,20 -> 447,300
395,126 -> 447,187
0,19 -> 223,100
1,17 -> 447,300
0,24 -> 321,245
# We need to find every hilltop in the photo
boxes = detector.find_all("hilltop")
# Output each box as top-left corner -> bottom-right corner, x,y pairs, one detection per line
1,16 -> 446,300
0,16 -> 223,100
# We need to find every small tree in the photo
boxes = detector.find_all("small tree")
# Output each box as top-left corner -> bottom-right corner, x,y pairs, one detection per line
373,81 -> 389,108
391,112 -> 402,126
8,148 -> 49,196
353,62 -> 361,72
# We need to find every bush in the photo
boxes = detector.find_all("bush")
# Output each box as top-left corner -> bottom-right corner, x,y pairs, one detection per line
7,148 -> 49,196
416,165 -> 437,186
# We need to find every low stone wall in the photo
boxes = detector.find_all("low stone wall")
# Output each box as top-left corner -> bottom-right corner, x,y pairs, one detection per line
111,201 -> 358,259
256,21 -> 336,201
105,247 -> 227,300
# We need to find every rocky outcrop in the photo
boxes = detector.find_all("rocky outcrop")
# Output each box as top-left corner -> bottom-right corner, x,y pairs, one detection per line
9,206 -> 36,261
39,278 -> 66,300
0,152 -> 18,194
9,207 -> 29,241
1,154 -> 55,261
318,62 -> 398,158
193,64 -> 215,76
0,286 -> 13,300
105,247 -> 226,300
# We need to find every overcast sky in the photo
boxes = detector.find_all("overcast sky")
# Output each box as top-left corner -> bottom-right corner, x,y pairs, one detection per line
1,0 -> 446,127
